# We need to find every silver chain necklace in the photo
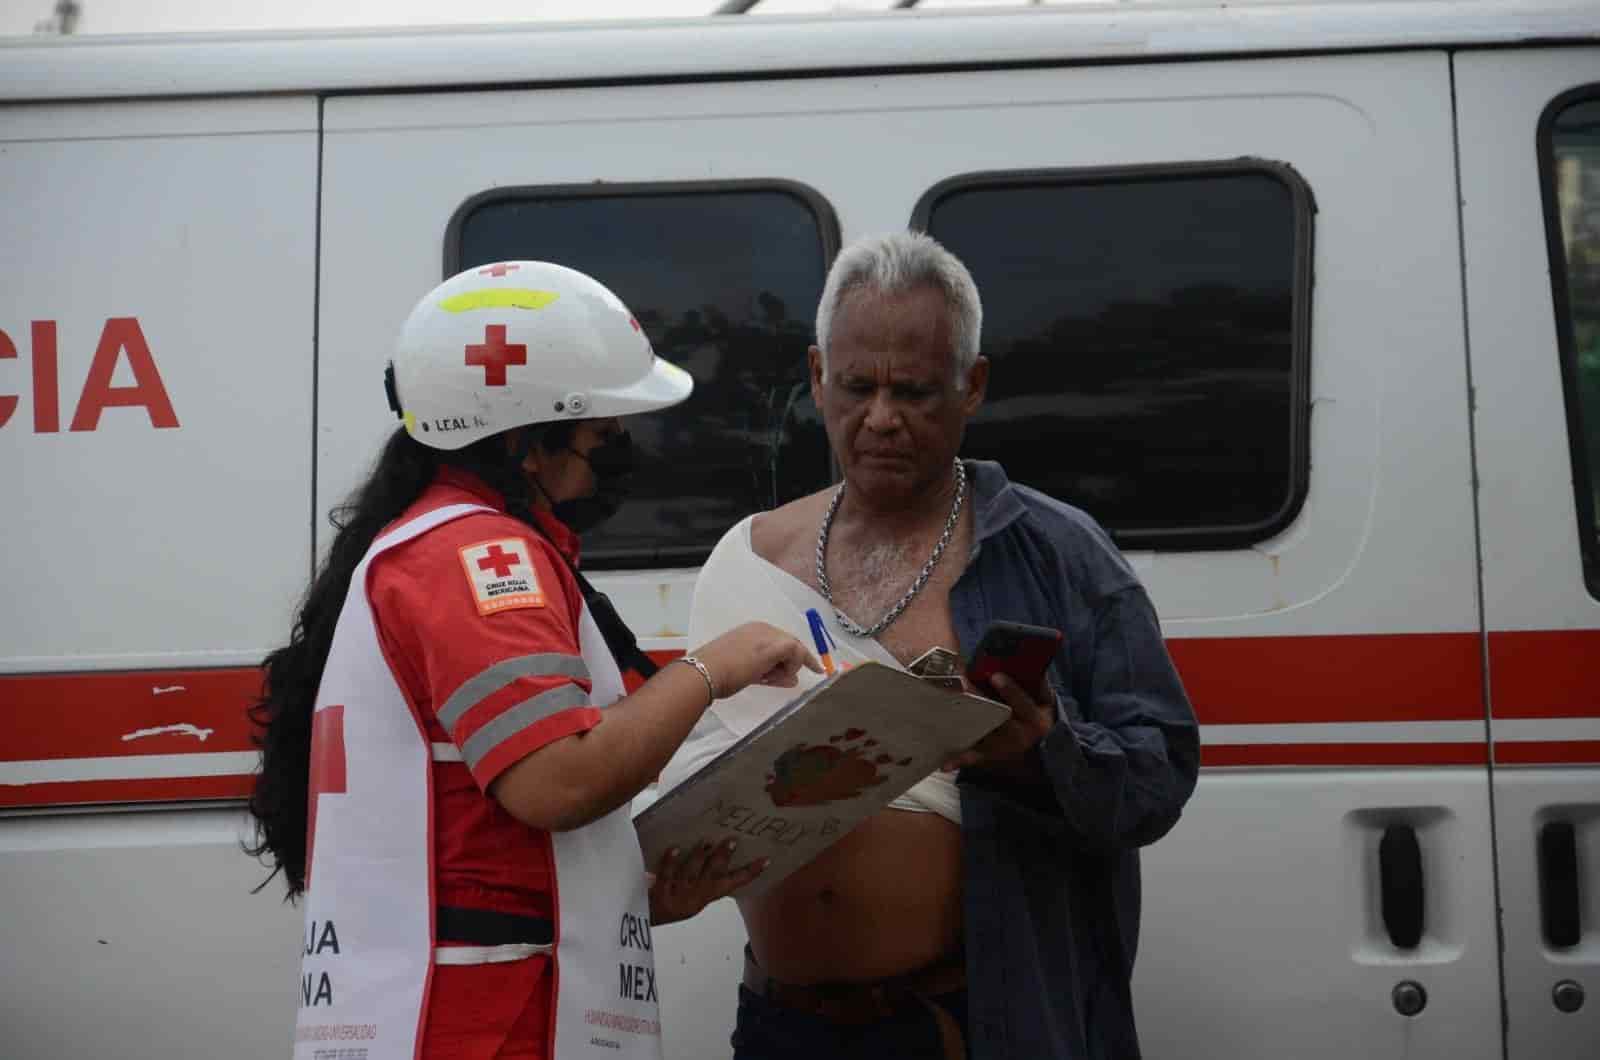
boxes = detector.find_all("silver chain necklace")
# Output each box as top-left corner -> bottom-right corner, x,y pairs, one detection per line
814,458 -> 966,639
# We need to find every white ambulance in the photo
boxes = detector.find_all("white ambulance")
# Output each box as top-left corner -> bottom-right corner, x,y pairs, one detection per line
3,2 -> 1597,1057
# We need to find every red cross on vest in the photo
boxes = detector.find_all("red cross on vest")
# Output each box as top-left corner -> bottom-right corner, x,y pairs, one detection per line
477,543 -> 521,578
305,705 -> 347,889
479,263 -> 519,277
464,324 -> 527,387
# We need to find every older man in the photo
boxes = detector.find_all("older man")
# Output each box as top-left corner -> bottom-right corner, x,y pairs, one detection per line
659,230 -> 1199,1060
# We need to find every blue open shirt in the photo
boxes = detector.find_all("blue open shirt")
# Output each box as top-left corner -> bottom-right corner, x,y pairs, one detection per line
953,460 -> 1200,1060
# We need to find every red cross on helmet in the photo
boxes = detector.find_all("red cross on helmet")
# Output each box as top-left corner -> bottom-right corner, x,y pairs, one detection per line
387,261 -> 694,450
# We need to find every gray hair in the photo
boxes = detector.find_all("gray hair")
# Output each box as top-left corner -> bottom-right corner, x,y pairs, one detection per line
814,231 -> 983,386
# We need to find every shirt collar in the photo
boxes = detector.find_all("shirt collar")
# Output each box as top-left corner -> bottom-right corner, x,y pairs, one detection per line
433,466 -> 582,564
966,459 -> 1028,545
435,466 -> 507,510
528,504 -> 582,565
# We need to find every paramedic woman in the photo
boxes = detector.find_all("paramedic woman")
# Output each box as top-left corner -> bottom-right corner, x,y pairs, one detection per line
247,261 -> 818,1060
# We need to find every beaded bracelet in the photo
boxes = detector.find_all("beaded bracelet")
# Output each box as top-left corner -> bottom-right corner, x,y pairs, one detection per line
675,654 -> 718,704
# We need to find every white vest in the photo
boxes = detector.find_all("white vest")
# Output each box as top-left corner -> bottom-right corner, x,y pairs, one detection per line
294,503 -> 661,1060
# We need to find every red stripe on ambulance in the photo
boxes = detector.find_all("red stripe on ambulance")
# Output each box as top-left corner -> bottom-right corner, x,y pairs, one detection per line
1202,742 -> 1489,768
1493,740 -> 1600,765
1488,629 -> 1600,719
1,629 -> 1595,807
1167,631 -> 1484,725
0,774 -> 252,809
0,668 -> 259,761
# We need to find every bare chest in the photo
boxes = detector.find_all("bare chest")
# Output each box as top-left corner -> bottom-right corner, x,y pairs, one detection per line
775,509 -> 973,668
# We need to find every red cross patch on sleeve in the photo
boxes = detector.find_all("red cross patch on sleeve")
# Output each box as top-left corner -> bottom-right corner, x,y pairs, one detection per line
458,538 -> 546,616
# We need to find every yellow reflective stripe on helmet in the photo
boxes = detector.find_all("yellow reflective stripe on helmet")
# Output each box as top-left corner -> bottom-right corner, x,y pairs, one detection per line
438,289 -> 561,313
658,360 -> 692,386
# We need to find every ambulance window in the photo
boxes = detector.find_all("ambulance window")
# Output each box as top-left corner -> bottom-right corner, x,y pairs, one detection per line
1541,88 -> 1600,595
913,163 -> 1312,550
449,182 -> 839,569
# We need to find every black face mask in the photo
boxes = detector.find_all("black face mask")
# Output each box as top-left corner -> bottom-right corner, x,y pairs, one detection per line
550,431 -> 636,534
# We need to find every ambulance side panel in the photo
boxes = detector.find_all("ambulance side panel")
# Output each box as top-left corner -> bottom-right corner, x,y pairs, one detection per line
1457,46 -> 1600,1056
318,51 -> 1497,1060
0,99 -> 313,1057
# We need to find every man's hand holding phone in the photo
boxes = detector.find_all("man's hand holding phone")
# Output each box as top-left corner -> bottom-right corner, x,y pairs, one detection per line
944,621 -> 1063,775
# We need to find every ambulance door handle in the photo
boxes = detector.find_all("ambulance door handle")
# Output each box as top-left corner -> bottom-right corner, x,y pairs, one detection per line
1537,820 -> 1581,950
1379,824 -> 1425,950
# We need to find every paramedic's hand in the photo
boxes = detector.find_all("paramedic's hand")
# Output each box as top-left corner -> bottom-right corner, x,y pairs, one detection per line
648,840 -> 767,926
694,622 -> 821,699
942,672 -> 1055,774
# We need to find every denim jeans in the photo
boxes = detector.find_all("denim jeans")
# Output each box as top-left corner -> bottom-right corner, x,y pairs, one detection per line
730,984 -> 968,1060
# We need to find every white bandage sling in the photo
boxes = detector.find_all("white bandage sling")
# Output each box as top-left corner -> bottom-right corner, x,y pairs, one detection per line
662,515 -> 960,823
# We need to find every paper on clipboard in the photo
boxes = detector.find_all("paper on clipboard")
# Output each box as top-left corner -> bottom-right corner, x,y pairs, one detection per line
633,661 -> 1010,897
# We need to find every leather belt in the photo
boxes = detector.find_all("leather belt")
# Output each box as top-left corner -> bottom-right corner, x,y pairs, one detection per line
435,905 -> 553,947
741,947 -> 966,1026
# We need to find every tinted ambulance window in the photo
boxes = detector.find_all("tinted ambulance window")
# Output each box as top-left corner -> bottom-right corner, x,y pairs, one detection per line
914,164 -> 1312,550
451,183 -> 838,569
1542,90 -> 1600,595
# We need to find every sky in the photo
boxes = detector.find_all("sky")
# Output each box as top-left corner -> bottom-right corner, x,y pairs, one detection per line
1,0 -> 1043,38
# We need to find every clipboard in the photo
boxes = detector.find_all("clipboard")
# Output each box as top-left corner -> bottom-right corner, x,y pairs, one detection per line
633,661 -> 1010,896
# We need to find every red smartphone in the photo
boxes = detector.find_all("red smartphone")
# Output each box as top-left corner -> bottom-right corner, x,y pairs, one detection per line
966,620 -> 1063,692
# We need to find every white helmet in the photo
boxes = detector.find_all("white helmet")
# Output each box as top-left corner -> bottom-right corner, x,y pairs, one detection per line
387,260 -> 693,450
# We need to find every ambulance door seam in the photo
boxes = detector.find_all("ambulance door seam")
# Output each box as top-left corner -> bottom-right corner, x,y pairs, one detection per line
1447,48 -> 1511,1059
311,94 -> 325,581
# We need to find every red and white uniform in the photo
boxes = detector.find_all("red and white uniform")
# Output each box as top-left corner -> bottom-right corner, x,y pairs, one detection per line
294,469 -> 661,1060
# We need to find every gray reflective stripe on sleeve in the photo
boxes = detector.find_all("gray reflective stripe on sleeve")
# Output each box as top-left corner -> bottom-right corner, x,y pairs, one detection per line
430,743 -> 463,762
434,943 -> 552,965
436,653 -> 590,734
461,683 -> 592,773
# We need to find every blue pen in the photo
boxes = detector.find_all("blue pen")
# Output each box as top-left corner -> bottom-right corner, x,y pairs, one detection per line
804,608 -> 837,676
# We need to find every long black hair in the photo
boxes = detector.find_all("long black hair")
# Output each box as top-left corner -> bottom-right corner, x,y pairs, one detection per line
245,424 -> 571,899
